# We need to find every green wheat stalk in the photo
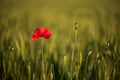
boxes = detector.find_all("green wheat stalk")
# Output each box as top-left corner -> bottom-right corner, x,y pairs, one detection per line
28,64 -> 31,80
32,73 -> 35,80
84,50 -> 92,80
79,51 -> 82,69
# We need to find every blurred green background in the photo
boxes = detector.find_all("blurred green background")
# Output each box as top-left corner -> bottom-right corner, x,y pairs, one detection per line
0,0 -> 120,53
0,0 -> 120,80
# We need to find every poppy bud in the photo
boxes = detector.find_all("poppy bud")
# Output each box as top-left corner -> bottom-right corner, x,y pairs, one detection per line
75,23 -> 78,30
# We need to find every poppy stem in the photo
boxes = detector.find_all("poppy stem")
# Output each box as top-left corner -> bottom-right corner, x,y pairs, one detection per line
70,23 -> 78,79
41,39 -> 46,80
42,39 -> 44,62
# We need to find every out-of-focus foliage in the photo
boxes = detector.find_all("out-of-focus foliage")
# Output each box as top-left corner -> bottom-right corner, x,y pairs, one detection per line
0,0 -> 120,80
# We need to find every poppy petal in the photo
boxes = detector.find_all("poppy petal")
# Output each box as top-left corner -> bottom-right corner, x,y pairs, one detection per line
30,34 -> 40,40
38,26 -> 47,36
43,30 -> 52,39
33,28 -> 40,34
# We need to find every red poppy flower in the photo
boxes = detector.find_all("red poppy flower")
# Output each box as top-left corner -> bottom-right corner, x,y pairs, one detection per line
30,34 -> 40,40
43,30 -> 52,39
30,26 -> 52,40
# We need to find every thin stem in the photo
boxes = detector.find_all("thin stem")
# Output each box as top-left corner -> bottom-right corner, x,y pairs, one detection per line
41,39 -> 46,80
70,29 -> 78,79
42,39 -> 44,63
72,30 -> 78,62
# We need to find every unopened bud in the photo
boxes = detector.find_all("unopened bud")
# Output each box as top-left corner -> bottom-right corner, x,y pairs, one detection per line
75,23 -> 78,30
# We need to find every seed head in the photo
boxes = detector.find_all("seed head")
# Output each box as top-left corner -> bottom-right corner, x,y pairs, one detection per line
75,23 -> 78,30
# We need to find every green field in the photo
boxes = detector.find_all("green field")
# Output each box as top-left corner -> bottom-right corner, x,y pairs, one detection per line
0,0 -> 120,80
